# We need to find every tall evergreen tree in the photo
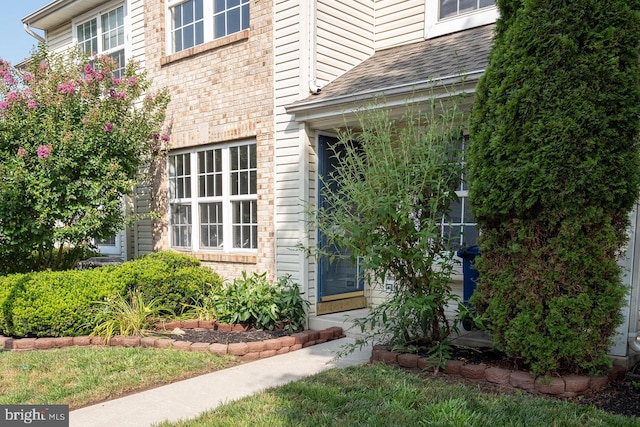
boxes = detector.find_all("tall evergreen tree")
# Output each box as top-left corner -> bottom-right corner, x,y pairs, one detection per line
468,0 -> 640,375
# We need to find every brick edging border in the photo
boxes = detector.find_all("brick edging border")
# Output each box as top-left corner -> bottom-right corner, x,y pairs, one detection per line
370,345 -> 627,397
0,322 -> 345,363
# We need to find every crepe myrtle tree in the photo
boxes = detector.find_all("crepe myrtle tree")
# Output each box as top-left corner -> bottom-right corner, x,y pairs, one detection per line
468,0 -> 640,375
312,101 -> 466,358
0,47 -> 170,273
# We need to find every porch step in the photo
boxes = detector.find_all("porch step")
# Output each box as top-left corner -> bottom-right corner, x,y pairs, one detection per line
308,309 -> 370,339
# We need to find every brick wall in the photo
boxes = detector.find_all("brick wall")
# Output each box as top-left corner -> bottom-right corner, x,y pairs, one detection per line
143,0 -> 276,281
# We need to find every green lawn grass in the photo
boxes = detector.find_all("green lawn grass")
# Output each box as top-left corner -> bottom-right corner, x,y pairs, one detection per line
0,346 -> 236,410
155,364 -> 640,427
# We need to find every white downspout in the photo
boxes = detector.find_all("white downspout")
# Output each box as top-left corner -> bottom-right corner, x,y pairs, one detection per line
23,23 -> 45,43
629,202 -> 640,353
308,0 -> 321,95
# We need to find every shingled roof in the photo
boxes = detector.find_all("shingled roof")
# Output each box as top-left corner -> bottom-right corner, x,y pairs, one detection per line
290,24 -> 495,111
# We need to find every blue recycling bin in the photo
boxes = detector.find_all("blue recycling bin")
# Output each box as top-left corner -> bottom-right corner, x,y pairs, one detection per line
456,245 -> 480,306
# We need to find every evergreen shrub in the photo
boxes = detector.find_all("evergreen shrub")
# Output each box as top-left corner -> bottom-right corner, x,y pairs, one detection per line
7,269 -> 126,337
468,0 -> 640,374
109,251 -> 224,315
0,251 -> 222,337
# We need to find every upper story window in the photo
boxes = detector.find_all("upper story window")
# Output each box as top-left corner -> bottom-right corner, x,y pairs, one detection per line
425,0 -> 498,39
168,0 -> 250,54
75,4 -> 126,78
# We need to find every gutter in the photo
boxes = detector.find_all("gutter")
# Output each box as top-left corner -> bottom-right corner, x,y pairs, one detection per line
286,69 -> 485,115
23,23 -> 45,43
308,0 -> 321,94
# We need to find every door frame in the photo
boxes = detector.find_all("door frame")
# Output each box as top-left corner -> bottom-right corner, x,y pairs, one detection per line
316,134 -> 366,314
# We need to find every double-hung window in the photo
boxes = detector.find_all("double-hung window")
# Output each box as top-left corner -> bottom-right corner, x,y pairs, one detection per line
441,137 -> 477,249
168,0 -> 250,54
168,141 -> 257,251
425,0 -> 498,39
75,4 -> 126,78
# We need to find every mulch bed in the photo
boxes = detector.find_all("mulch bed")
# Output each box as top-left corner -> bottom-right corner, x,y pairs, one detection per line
150,327 -> 290,345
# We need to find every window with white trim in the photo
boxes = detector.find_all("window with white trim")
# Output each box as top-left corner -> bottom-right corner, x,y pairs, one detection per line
441,137 -> 477,249
168,141 -> 257,251
425,0 -> 498,39
75,4 -> 126,78
168,0 -> 250,53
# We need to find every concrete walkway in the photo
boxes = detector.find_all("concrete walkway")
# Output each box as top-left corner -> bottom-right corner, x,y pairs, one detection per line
69,338 -> 371,427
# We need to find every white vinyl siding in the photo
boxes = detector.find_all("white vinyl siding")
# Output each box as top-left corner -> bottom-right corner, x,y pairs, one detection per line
129,0 -> 146,67
45,23 -> 74,54
315,1 -> 374,87
274,1 -> 311,308
375,0 -> 424,49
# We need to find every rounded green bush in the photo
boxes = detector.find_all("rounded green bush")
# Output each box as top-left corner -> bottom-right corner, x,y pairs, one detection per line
9,269 -> 127,337
110,251 -> 223,314
0,251 -> 222,338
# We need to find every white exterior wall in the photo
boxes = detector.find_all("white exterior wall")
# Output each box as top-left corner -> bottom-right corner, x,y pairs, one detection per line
45,23 -> 73,53
128,0 -> 145,67
374,0 -> 425,50
274,0 -> 307,295
274,1 -> 375,315
315,0 -> 374,86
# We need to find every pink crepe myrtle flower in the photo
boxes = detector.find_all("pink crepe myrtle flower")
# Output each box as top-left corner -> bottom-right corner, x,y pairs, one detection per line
57,80 -> 75,94
7,92 -> 18,102
118,92 -> 126,100
104,122 -> 114,133
23,88 -> 32,97
127,76 -> 138,87
17,147 -> 27,157
37,145 -> 51,159
22,72 -> 33,82
3,74 -> 15,85
113,77 -> 122,85
0,101 -> 8,109
161,134 -> 170,142
27,100 -> 37,110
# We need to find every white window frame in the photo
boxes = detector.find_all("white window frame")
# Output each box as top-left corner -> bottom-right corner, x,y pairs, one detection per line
95,233 -> 123,256
72,0 -> 129,78
166,0 -> 250,54
168,140 -> 258,253
440,136 -> 477,249
425,0 -> 498,39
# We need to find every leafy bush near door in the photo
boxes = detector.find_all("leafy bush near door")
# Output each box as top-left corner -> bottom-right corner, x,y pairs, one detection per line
310,101 -> 466,359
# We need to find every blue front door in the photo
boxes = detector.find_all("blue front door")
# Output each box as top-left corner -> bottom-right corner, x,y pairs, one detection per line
317,136 -> 365,313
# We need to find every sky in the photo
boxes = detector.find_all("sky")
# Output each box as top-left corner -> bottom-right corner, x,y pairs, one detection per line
0,1 -> 53,66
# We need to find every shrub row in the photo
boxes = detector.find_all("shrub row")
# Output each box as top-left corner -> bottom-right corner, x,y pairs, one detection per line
0,251 -> 223,338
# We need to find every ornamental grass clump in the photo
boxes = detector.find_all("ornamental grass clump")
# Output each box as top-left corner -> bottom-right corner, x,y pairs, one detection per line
468,0 -> 640,375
